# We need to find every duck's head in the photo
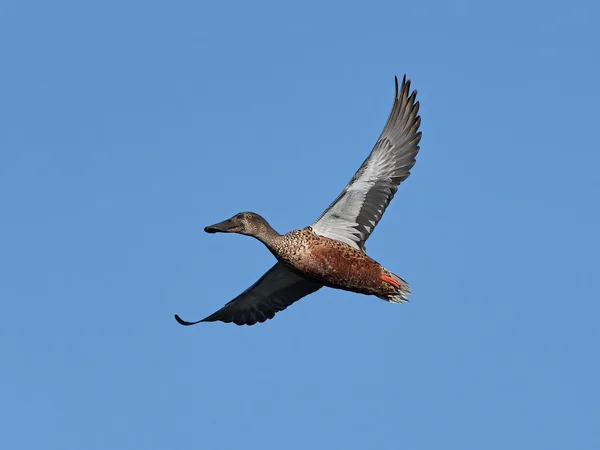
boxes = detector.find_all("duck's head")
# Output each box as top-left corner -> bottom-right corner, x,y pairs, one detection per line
204,212 -> 273,237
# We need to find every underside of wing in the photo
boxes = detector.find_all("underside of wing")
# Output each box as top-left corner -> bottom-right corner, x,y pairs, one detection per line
312,75 -> 422,251
174,263 -> 322,326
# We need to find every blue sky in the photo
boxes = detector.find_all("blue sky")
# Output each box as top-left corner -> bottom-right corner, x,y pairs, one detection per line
1,0 -> 599,449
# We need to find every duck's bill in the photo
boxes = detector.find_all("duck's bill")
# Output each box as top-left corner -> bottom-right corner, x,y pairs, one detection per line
204,219 -> 241,233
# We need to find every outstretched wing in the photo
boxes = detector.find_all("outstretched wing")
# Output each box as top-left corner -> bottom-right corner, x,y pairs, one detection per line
311,75 -> 422,251
174,263 -> 322,326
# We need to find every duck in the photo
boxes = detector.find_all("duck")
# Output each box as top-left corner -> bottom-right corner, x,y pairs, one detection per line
175,75 -> 422,326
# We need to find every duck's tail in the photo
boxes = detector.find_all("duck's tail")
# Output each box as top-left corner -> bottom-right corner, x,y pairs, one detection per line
378,272 -> 411,304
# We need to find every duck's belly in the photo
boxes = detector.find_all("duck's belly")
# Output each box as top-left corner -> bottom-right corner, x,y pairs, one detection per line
288,239 -> 388,296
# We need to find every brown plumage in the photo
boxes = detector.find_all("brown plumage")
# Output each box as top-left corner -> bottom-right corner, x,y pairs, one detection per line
175,75 -> 421,326
271,227 -> 402,298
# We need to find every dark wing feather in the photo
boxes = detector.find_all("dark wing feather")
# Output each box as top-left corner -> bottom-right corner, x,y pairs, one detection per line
174,263 -> 322,326
311,75 -> 422,251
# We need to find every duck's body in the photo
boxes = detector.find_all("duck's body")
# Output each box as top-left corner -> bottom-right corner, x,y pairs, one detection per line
175,75 -> 422,326
265,227 -> 409,301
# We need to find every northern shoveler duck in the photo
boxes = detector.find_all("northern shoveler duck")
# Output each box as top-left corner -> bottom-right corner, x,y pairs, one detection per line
175,75 -> 422,326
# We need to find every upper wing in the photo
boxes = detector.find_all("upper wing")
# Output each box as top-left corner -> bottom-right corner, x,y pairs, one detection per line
174,263 -> 322,326
311,75 -> 422,251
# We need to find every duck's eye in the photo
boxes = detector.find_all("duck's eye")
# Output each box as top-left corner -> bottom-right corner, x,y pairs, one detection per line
246,213 -> 253,220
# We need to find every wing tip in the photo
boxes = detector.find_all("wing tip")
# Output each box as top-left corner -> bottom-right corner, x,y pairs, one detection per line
395,74 -> 417,97
394,75 -> 409,97
176,310 -> 268,327
174,313 -> 206,326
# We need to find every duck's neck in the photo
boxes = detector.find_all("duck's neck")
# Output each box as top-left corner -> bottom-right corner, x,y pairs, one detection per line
252,225 -> 283,251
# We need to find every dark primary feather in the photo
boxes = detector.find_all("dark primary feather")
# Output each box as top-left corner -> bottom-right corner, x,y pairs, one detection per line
175,263 -> 322,326
311,75 -> 422,251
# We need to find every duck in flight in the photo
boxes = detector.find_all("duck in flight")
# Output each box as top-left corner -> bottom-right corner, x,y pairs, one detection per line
175,75 -> 422,326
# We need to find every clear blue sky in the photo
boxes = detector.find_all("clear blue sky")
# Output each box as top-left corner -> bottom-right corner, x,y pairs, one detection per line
1,1 -> 599,449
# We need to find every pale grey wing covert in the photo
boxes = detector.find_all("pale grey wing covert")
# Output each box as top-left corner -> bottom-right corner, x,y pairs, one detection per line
311,75 -> 422,252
